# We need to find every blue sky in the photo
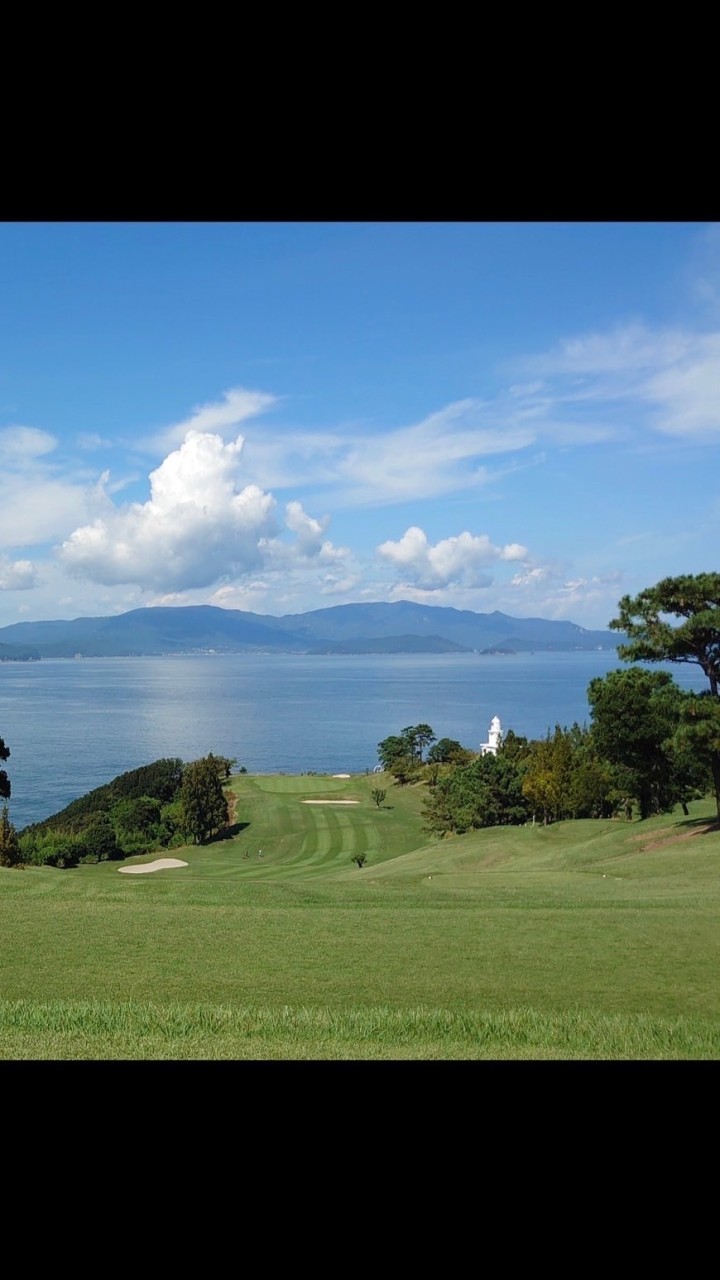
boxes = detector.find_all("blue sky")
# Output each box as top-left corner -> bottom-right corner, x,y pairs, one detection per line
1,221 -> 718,630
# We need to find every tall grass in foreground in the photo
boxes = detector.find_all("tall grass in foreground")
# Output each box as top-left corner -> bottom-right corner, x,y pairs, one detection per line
1,999 -> 718,1059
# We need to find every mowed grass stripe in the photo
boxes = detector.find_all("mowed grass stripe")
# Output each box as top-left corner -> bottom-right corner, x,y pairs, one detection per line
299,805 -> 333,861
335,810 -> 357,858
301,807 -> 346,868
307,809 -> 358,868
279,805 -> 367,875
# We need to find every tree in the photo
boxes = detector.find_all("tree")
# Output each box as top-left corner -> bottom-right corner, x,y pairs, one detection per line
0,736 -> 10,801
377,735 -> 410,772
587,668 -> 685,819
180,756 -> 230,844
389,757 -> 420,786
674,693 -> 720,813
610,573 -> 720,820
522,732 -> 566,825
422,752 -> 529,836
370,788 -> 386,808
0,804 -> 21,867
426,738 -> 472,765
377,725 -> 436,785
520,723 -> 620,822
110,796 -> 162,852
205,753 -> 237,780
498,730 -> 531,763
566,753 -> 622,820
78,816 -> 120,862
401,724 -> 436,763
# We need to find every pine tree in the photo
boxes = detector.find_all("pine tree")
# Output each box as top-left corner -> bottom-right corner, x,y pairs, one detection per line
179,757 -> 230,844
610,573 -> 720,822
0,805 -> 21,867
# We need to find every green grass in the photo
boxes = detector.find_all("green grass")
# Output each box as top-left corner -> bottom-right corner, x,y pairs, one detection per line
1,771 -> 719,1058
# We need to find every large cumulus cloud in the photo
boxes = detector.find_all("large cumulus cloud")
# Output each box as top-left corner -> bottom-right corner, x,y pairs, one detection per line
58,430 -> 336,592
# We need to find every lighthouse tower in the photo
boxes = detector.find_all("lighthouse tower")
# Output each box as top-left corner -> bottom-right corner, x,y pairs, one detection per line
479,715 -> 502,756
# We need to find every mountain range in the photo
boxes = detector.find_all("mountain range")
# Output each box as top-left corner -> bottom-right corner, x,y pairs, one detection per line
0,601 -> 623,659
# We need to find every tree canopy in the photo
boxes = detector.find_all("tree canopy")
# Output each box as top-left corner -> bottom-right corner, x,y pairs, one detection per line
423,751 -> 529,835
180,755 -> 229,844
19,756 -> 189,867
426,737 -> 473,765
0,805 -> 21,867
588,668 -> 689,819
610,572 -> 720,695
377,724 -> 439,784
610,572 -> 720,821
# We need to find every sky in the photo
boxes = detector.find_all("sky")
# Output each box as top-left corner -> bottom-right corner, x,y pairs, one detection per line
1,220 -> 718,632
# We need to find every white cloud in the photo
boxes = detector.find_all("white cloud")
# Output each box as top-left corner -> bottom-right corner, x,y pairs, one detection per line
230,398 -> 558,508
640,334 -> 720,436
332,400 -> 537,507
234,389 -> 618,512
504,560 -> 624,623
0,558 -> 39,590
59,430 -> 278,590
319,573 -> 361,596
132,384 -> 623,517
377,526 -> 528,591
523,323 -> 720,441
510,565 -> 556,588
143,387 -> 278,453
208,583 -> 271,612
687,224 -> 720,316
257,502 -> 349,573
0,479 -> 101,549
76,432 -> 114,450
529,323 -> 693,376
0,426 -> 57,461
57,432 -> 349,594
0,422 -> 122,553
284,500 -> 329,556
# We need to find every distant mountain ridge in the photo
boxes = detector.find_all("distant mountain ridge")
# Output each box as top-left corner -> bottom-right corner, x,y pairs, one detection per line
0,602 -> 623,657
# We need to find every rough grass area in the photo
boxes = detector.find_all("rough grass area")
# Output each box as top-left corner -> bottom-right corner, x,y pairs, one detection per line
2,773 -> 719,1059
1,1000 -> 718,1060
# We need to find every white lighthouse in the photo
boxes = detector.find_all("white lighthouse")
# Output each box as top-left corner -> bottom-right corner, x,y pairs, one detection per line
479,715 -> 502,756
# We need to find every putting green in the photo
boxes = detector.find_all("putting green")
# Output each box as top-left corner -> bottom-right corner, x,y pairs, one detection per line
251,775 -> 354,795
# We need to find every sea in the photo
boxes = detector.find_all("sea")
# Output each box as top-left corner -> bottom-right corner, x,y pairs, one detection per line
0,650 -> 709,830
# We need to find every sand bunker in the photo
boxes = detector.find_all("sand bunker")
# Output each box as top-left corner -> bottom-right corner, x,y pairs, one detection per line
118,858 -> 189,875
332,773 -> 351,778
301,799 -> 359,805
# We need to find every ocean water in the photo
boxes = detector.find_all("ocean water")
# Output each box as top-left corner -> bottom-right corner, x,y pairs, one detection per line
0,650 -> 709,830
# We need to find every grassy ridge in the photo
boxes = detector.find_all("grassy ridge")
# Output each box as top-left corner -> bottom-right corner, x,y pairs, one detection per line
1,772 -> 719,1058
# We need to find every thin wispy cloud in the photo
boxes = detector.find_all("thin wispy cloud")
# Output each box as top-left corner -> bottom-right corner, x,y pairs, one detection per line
520,323 -> 720,441
686,222 -> 720,316
141,387 -> 279,454
1,426 -> 57,463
